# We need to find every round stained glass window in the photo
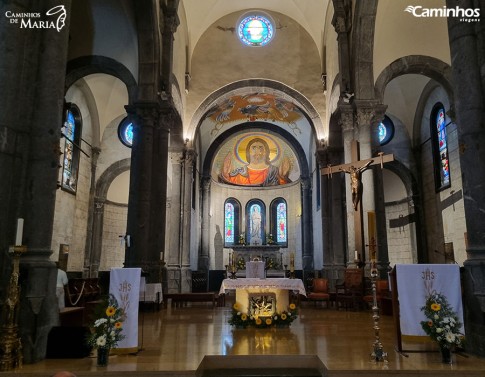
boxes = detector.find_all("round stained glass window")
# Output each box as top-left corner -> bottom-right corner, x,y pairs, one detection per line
378,115 -> 394,146
118,118 -> 134,147
238,14 -> 274,47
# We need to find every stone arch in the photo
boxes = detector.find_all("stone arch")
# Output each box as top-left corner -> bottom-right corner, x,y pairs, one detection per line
85,158 -> 131,277
65,56 -> 138,104
374,55 -> 453,103
187,79 -> 324,142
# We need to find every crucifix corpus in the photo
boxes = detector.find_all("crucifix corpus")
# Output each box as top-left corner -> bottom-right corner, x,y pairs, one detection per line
321,140 -> 394,264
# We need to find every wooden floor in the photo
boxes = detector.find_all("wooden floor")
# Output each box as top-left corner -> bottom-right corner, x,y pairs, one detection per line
2,298 -> 485,377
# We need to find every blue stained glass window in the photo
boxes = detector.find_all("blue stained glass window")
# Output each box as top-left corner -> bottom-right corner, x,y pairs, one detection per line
436,107 -> 450,187
378,116 -> 394,145
118,118 -> 134,147
276,202 -> 287,243
225,202 -> 235,243
61,104 -> 82,193
238,15 -> 274,47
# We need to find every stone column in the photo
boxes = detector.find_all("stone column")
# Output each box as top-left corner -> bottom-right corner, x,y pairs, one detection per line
0,0 -> 73,364
167,151 -> 183,293
301,177 -> 314,272
181,149 -> 196,290
446,0 -> 485,357
199,177 -> 211,271
83,147 -> 100,278
126,103 -> 173,283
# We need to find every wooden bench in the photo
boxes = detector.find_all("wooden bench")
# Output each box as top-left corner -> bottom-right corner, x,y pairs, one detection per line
165,292 -> 222,308
59,306 -> 84,326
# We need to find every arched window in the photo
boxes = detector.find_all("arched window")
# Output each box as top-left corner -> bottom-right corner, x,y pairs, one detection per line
246,199 -> 266,245
224,198 -> 241,247
378,115 -> 394,146
61,103 -> 82,193
430,103 -> 450,191
270,198 -> 288,246
118,117 -> 134,147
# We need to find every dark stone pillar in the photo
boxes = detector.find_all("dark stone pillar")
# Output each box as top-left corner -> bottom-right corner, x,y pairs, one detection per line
301,177 -> 314,272
126,103 -> 173,283
446,0 -> 485,357
0,0 -> 72,364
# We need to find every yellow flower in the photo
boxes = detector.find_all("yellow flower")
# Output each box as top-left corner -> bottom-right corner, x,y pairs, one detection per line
233,303 -> 239,310
289,303 -> 296,310
241,314 -> 247,321
114,321 -> 122,329
106,306 -> 116,317
281,313 -> 287,320
265,318 -> 272,325
431,303 -> 441,311
255,318 -> 262,325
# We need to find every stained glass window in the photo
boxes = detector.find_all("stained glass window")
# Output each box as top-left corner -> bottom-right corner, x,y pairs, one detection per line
271,198 -> 287,246
118,117 -> 134,147
224,198 -> 240,246
432,105 -> 450,190
225,202 -> 235,243
378,116 -> 394,145
61,104 -> 82,193
238,14 -> 274,47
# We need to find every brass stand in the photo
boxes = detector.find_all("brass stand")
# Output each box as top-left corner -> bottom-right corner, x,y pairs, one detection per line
370,264 -> 388,363
0,245 -> 26,371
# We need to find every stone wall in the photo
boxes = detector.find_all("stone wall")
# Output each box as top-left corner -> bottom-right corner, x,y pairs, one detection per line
100,202 -> 127,270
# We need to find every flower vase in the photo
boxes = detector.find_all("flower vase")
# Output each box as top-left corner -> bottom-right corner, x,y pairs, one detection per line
439,345 -> 452,364
97,348 -> 110,367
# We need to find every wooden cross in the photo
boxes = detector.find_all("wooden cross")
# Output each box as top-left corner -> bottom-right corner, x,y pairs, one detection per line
321,141 -> 394,264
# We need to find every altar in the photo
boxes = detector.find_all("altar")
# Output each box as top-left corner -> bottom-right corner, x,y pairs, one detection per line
219,278 -> 306,315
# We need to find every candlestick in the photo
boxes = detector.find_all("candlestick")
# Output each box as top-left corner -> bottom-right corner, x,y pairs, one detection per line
15,218 -> 24,246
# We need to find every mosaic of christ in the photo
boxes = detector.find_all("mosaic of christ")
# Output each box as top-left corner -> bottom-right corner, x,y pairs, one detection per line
212,133 -> 300,187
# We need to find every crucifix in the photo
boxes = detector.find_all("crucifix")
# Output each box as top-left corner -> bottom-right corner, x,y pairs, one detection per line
321,140 -> 394,265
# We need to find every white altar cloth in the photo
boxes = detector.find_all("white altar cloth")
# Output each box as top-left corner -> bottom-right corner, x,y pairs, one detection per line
245,261 -> 265,279
219,278 -> 306,314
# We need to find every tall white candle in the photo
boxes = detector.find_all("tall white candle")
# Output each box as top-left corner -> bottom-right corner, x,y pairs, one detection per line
354,250 -> 358,260
15,218 -> 24,245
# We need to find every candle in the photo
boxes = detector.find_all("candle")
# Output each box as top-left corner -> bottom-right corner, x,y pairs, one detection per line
354,250 -> 358,260
290,252 -> 295,272
229,253 -> 232,268
15,218 -> 24,246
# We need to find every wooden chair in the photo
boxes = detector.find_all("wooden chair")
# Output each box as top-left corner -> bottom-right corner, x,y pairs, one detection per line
336,269 -> 364,311
363,279 -> 389,308
307,278 -> 330,308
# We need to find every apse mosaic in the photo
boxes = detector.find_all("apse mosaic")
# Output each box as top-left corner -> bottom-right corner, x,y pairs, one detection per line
212,132 -> 300,187
202,93 -> 304,136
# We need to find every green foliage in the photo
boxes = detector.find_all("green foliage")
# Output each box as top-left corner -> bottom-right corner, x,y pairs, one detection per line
420,292 -> 463,349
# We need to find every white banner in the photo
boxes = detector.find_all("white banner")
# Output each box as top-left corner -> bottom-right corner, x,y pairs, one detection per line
396,264 -> 464,336
109,268 -> 141,351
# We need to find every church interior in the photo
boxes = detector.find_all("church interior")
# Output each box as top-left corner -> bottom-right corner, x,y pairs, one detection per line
0,0 -> 484,375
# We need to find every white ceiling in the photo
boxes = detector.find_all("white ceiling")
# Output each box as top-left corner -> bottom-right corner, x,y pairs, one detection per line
182,0 -> 330,60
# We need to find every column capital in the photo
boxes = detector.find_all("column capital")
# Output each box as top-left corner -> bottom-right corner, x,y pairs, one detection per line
184,148 -> 197,164
354,101 -> 387,127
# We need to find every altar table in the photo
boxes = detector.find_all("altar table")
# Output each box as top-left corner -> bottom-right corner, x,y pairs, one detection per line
139,277 -> 163,310
219,278 -> 306,314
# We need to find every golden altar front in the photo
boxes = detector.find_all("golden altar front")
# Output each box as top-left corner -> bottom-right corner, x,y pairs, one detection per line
219,278 -> 306,315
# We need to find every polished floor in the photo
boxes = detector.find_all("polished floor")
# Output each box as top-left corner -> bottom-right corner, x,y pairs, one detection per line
3,297 -> 485,376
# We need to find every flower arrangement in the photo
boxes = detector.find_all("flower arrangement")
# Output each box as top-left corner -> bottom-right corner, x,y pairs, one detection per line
236,257 -> 246,270
238,233 -> 246,245
266,233 -> 274,245
420,292 -> 463,349
87,294 -> 125,350
264,257 -> 278,271
229,303 -> 298,328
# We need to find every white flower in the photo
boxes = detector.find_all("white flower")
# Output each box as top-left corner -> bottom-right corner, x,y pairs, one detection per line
434,314 -> 439,320
96,335 -> 107,347
445,332 -> 456,343
274,316 -> 278,320
94,318 -> 107,327
237,312 -> 241,316
436,328 -> 443,333
443,317 -> 449,323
